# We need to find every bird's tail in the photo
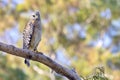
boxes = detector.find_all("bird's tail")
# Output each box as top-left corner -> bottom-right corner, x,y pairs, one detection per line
24,59 -> 30,67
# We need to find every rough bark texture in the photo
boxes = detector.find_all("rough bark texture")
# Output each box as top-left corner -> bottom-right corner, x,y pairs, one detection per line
0,42 -> 81,80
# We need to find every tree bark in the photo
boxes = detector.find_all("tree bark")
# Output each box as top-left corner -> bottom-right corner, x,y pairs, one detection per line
0,42 -> 82,80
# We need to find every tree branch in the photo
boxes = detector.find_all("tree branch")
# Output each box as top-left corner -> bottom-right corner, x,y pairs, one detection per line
0,42 -> 81,80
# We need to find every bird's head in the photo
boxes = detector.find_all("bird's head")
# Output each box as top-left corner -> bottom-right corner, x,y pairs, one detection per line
31,10 -> 40,21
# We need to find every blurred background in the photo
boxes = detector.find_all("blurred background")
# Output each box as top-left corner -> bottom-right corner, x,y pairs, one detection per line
0,0 -> 120,80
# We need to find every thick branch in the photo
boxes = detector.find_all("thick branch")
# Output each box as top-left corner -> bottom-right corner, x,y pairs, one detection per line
0,42 -> 81,80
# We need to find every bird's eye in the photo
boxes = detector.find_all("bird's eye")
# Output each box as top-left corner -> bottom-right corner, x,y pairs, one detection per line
33,15 -> 35,17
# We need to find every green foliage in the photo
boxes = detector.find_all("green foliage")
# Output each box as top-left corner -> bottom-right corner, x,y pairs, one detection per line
0,54 -> 27,80
84,66 -> 109,80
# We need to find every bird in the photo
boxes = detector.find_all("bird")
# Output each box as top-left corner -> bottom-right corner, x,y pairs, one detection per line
23,10 -> 42,67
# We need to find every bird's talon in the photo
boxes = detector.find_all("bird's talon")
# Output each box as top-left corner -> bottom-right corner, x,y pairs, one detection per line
34,50 -> 43,54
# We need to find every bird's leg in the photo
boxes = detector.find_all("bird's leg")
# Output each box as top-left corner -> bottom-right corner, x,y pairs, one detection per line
34,48 -> 38,52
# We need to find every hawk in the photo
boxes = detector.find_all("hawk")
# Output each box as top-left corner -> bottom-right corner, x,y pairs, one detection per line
23,10 -> 42,67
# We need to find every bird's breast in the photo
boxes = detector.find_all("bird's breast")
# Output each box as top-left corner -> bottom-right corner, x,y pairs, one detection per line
30,25 -> 42,49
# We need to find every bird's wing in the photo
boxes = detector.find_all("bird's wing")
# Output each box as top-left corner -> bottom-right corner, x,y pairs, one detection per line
23,21 -> 34,49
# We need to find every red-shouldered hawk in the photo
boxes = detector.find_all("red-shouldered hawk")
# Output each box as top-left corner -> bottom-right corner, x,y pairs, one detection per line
23,10 -> 42,67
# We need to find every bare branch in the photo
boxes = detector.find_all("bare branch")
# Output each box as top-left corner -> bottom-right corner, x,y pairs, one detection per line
0,42 -> 81,80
